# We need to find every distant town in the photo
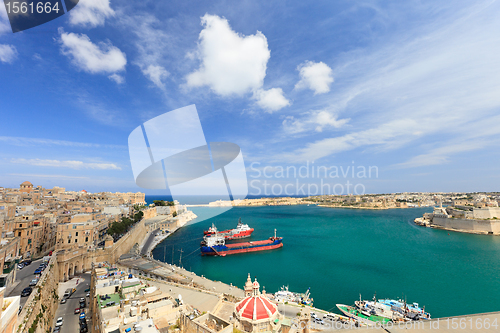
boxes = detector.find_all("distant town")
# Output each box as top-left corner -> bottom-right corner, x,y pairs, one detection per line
1,182 -> 500,333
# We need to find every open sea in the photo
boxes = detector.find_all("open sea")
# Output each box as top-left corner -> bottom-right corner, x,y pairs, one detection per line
148,199 -> 500,318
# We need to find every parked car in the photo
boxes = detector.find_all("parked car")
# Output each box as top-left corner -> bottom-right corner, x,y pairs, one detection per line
34,269 -> 42,275
29,278 -> 39,286
314,318 -> 325,325
74,308 -> 80,314
17,263 -> 24,269
60,298 -> 66,304
22,259 -> 32,265
55,317 -> 63,327
21,287 -> 32,297
53,327 -> 60,332
79,311 -> 86,320
86,292 -> 90,297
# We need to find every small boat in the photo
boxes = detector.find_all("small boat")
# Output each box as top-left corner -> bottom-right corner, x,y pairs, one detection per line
201,229 -> 283,256
204,218 -> 254,240
273,286 -> 313,306
337,304 -> 392,326
377,299 -> 431,320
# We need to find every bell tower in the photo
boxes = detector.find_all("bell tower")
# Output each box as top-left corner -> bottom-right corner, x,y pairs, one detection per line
244,273 -> 253,297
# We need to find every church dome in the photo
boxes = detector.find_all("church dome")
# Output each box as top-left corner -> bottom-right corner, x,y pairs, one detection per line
235,294 -> 277,320
235,277 -> 278,321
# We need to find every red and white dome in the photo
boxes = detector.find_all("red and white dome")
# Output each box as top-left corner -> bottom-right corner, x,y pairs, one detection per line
235,277 -> 278,321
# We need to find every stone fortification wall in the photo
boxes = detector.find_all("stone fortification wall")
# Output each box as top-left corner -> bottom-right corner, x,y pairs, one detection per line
17,256 -> 60,333
432,217 -> 500,235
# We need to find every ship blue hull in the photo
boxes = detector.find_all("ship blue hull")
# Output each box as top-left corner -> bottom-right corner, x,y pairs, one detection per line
201,238 -> 283,256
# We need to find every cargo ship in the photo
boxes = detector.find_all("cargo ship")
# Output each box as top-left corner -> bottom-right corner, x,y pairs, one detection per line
203,218 -> 254,240
200,229 -> 283,256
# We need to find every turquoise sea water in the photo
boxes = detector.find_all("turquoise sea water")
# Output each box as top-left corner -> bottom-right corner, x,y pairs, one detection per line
151,205 -> 500,318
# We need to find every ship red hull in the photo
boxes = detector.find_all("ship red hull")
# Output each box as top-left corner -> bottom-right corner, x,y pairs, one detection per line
204,228 -> 254,240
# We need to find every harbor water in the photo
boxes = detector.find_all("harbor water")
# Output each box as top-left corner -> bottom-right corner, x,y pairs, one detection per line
151,204 -> 500,318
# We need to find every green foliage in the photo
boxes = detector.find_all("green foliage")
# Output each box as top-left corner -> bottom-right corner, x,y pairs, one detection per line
133,204 -> 146,211
172,211 -> 177,217
153,200 -> 166,206
107,211 -> 144,236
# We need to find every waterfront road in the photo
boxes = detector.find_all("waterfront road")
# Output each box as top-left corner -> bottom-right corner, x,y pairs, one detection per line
7,258 -> 44,309
52,273 -> 90,333
141,228 -> 159,255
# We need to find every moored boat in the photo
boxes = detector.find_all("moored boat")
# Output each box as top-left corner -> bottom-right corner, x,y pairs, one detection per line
204,218 -> 254,240
377,299 -> 431,320
200,229 -> 283,256
336,304 -> 392,326
273,286 -> 313,306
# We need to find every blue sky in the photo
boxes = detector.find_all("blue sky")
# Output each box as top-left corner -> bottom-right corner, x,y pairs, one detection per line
1,0 -> 500,195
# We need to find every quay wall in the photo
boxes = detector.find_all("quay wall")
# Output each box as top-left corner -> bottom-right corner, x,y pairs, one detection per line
432,217 -> 500,235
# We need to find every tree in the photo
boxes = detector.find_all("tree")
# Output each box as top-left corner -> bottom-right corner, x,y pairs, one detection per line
153,200 -> 166,206
172,211 -> 177,217
133,211 -> 144,222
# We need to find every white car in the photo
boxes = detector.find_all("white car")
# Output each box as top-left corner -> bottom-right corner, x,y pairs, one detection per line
310,312 -> 317,319
314,317 -> 325,325
55,317 -> 63,327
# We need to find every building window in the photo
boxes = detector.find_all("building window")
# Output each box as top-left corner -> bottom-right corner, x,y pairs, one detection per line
85,237 -> 88,242
75,239 -> 78,243
76,232 -> 79,236
18,232 -> 21,236
19,224 -> 22,228
68,239 -> 71,244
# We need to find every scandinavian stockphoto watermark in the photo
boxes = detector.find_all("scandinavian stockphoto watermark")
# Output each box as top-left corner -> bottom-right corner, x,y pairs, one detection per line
3,0 -> 79,32
248,161 -> 378,196
291,317 -> 499,331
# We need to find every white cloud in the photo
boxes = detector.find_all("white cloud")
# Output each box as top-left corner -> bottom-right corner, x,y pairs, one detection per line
0,45 -> 17,63
396,141 -> 485,168
142,65 -> 169,89
278,2 -> 500,163
0,135 -> 125,149
253,88 -> 290,112
68,0 -> 115,28
11,158 -> 121,170
295,61 -> 334,94
283,110 -> 349,134
59,29 -> 126,74
186,14 -> 269,95
117,14 -> 175,91
108,73 -> 124,84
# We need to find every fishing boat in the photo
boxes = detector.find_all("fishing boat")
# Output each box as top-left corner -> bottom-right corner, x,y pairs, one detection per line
336,304 -> 392,326
200,229 -> 283,256
204,218 -> 254,240
273,286 -> 313,306
354,295 -> 407,322
377,299 -> 431,320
